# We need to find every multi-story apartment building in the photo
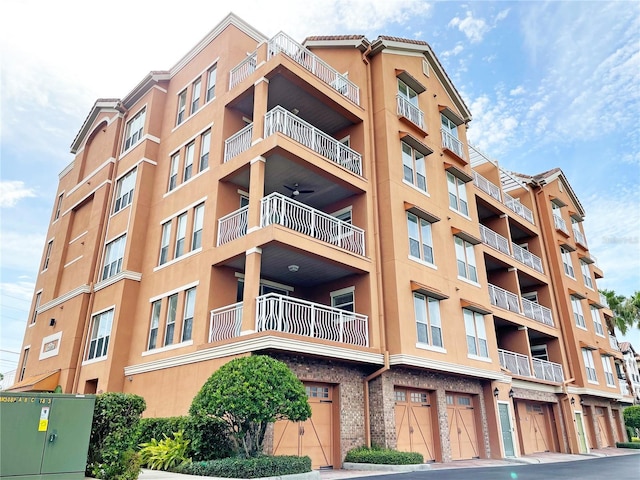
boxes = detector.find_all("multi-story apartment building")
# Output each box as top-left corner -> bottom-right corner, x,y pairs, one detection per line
618,342 -> 640,403
11,13 -> 630,468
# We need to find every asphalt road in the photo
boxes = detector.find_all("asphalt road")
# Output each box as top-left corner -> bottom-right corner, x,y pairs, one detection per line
353,455 -> 640,480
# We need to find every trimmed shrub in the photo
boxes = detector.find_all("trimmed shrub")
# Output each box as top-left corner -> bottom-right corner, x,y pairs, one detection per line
139,430 -> 190,470
137,415 -> 233,461
175,455 -> 311,478
616,442 -> 640,449
86,392 -> 146,479
344,446 -> 424,465
623,405 -> 640,430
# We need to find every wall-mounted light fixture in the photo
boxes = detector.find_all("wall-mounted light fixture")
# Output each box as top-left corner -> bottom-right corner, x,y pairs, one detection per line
508,388 -> 515,398
570,397 -> 576,406
49,318 -> 56,327
493,387 -> 500,398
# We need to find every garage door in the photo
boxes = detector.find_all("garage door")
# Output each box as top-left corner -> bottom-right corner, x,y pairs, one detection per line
595,407 -> 612,447
446,393 -> 479,460
516,401 -> 552,454
273,383 -> 334,469
394,388 -> 435,461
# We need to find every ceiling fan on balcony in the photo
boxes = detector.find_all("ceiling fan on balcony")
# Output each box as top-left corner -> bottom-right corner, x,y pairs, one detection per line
283,183 -> 315,198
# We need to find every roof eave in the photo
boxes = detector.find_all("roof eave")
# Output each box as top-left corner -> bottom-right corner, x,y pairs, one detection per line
70,99 -> 121,154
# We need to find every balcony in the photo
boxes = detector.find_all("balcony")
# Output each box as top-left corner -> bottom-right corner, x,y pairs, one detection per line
504,192 -> 534,224
573,227 -> 587,247
264,106 -> 363,176
599,292 -> 609,308
224,123 -> 253,162
473,171 -> 501,202
229,52 -> 257,90
621,382 -> 631,396
610,335 -> 620,351
472,171 -> 534,224
512,243 -> 544,273
396,95 -> 425,130
488,283 -> 554,327
498,348 -> 564,383
441,129 -> 465,160
553,214 -> 569,235
217,206 -> 248,246
261,192 -> 365,255
209,302 -> 242,342
479,224 -> 510,255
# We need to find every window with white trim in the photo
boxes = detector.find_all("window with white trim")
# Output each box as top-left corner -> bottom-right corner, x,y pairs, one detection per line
176,90 -> 187,125
183,142 -> 195,182
191,78 -> 201,115
164,293 -> 178,346
31,292 -> 41,324
398,79 -> 418,106
113,168 -> 136,213
561,247 -> 574,278
199,130 -> 211,171
102,235 -> 126,280
168,153 -> 180,192
414,293 -> 442,347
407,212 -> 434,264
441,114 -> 459,139
159,222 -> 171,265
602,355 -> 615,386
19,347 -> 29,382
464,308 -> 488,357
53,193 -> 63,221
571,295 -> 585,328
590,305 -> 604,336
175,213 -> 187,258
123,108 -> 146,151
181,287 -> 196,342
331,287 -> 354,312
148,300 -> 161,350
206,65 -> 217,102
42,240 -> 53,271
86,309 -> 113,360
582,348 -> 597,382
402,141 -> 426,192
447,172 -> 469,216
192,204 -> 204,251
455,236 -> 477,282
580,260 -> 593,289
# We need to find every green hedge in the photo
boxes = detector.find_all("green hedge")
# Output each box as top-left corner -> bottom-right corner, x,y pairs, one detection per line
344,446 -> 424,465
175,455 -> 311,478
137,416 -> 233,461
616,442 -> 640,449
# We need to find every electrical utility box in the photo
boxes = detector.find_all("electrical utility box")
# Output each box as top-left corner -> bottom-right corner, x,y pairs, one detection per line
0,392 -> 96,479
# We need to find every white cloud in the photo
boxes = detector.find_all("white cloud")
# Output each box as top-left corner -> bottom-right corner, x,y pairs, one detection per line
0,181 -> 37,207
442,44 -> 464,57
0,231 -> 45,273
510,86 -> 525,96
449,11 -> 490,43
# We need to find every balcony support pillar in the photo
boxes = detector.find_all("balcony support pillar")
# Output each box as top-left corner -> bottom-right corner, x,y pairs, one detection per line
241,247 -> 262,334
251,77 -> 269,144
247,156 -> 266,231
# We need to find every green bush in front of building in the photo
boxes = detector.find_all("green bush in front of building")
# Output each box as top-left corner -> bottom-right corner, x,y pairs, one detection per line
174,455 -> 311,478
344,445 -> 424,465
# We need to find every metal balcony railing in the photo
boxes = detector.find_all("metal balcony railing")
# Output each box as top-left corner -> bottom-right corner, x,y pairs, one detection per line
472,171 -> 502,201
209,303 -> 243,342
621,382 -> 631,396
609,335 -> 620,351
599,292 -> 609,307
396,95 -> 425,130
498,348 -> 564,383
488,284 -> 554,328
498,349 -> 532,377
224,123 -> 253,162
441,129 -> 465,160
504,192 -> 534,224
479,224 -> 510,255
573,227 -> 587,247
521,297 -> 554,327
553,214 -> 569,234
264,106 -> 363,176
532,358 -> 565,383
472,171 -> 534,224
217,206 -> 248,246
229,52 -> 257,90
256,293 -> 369,346
488,283 -> 520,314
512,243 -> 544,273
261,192 -> 365,255
268,32 -> 360,105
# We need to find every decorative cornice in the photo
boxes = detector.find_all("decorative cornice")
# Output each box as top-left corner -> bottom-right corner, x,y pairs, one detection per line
566,385 -> 626,400
94,271 -> 143,292
511,379 -> 563,394
38,285 -> 91,313
389,354 -> 509,381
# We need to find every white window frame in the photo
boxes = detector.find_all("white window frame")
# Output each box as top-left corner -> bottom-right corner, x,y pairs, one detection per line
331,286 -> 355,312
181,287 -> 196,342
206,65 -> 217,102
582,348 -> 598,383
175,213 -> 187,258
19,347 -> 29,382
398,79 -> 418,106
464,308 -> 488,358
168,153 -> 180,192
113,168 -> 137,214
602,355 -> 615,386
31,291 -> 42,324
590,305 -> 604,336
53,193 -> 63,221
531,344 -> 549,361
176,90 -> 187,125
102,235 -> 126,280
455,236 -> 478,283
580,260 -> 593,289
183,142 -> 195,182
123,108 -> 146,152
571,295 -> 586,329
407,212 -> 434,265
42,240 -> 53,271
402,141 -> 427,192
164,293 -> 178,346
446,171 -> 469,216
191,78 -> 201,115
561,247 -> 575,278
414,293 -> 443,348
86,309 -> 114,361
441,113 -> 459,139
199,130 -> 211,171
159,222 -> 171,265
191,204 -> 204,251
148,300 -> 162,350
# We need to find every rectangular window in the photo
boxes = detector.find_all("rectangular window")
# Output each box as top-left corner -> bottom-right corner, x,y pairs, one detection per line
602,356 -> 615,386
183,142 -> 195,182
87,309 -> 114,360
164,294 -> 178,346
159,222 -> 171,265
398,79 -> 418,106
102,235 -> 126,280
148,300 -> 161,350
580,260 -> 593,289
199,130 -> 211,171
181,287 -> 196,342
447,172 -> 469,216
42,240 -> 53,271
414,293 -> 442,347
441,114 -> 458,139
561,247 -> 574,278
168,153 -> 180,191
590,306 -> 604,336
53,194 -> 63,221
31,292 -> 41,324
175,213 -> 187,258
123,108 -> 146,151
206,65 -> 217,102
331,287 -> 354,312
571,295 -> 586,328
455,236 -> 478,282
113,168 -> 136,213
401,141 -> 426,192
582,348 -> 597,382
407,212 -> 434,264
192,204 -> 204,250
176,90 -> 187,125
191,78 -> 201,114
464,308 -> 488,357
19,348 -> 29,381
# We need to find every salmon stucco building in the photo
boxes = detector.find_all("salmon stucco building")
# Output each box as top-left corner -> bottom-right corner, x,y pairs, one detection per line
11,13 -> 633,468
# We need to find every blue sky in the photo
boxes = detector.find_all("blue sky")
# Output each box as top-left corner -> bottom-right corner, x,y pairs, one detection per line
1,0 -> 639,378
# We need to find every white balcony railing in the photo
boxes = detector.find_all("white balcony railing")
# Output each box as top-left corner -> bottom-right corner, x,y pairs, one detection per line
224,123 -> 253,162
532,358 -> 564,383
621,382 -> 631,396
441,129 -> 465,160
553,214 -> 569,234
504,192 -> 534,224
217,206 -> 248,246
209,303 -> 243,342
521,297 -> 554,327
479,224 -> 510,255
599,292 -> 609,308
256,293 -> 369,346
472,171 -> 502,201
396,95 -> 425,130
573,227 -> 587,247
264,106 -> 363,176
498,349 -> 532,377
609,335 -> 620,351
268,32 -> 360,105
229,52 -> 258,90
488,283 -> 520,314
261,192 -> 365,255
512,243 -> 544,273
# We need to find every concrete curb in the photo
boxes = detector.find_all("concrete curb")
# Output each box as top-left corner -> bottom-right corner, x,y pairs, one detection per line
342,462 -> 430,472
137,469 -> 321,480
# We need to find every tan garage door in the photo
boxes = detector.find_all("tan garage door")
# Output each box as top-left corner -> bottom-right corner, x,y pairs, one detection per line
273,383 -> 334,469
595,407 -> 612,447
446,393 -> 479,460
516,401 -> 552,454
394,388 -> 435,461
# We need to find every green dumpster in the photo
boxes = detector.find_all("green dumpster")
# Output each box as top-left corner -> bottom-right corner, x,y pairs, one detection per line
0,392 -> 95,479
